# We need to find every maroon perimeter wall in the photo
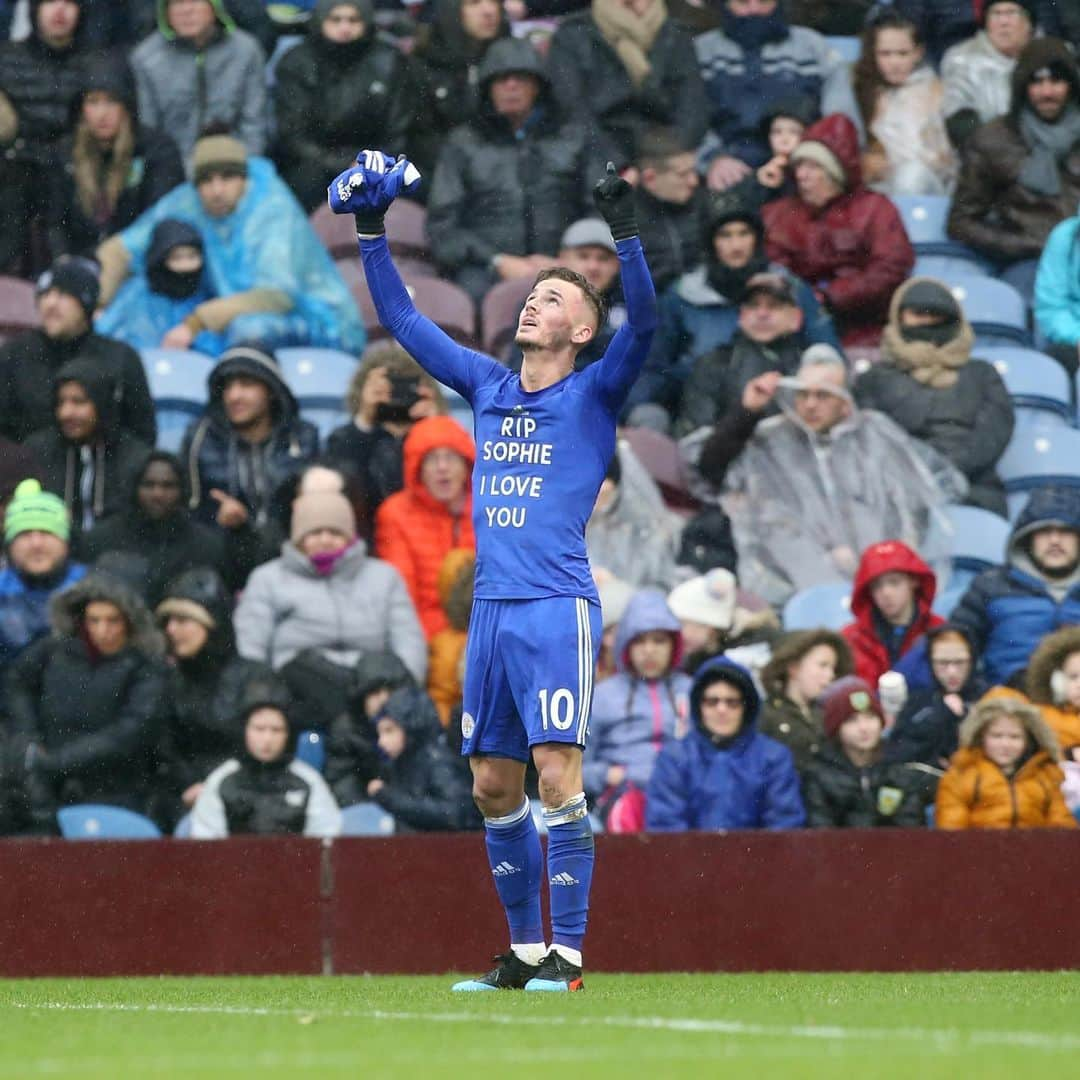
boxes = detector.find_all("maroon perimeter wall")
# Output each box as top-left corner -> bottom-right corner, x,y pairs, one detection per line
1,830 -> 1077,976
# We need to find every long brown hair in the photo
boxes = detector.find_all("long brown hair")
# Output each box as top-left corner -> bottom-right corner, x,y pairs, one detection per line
852,9 -> 922,129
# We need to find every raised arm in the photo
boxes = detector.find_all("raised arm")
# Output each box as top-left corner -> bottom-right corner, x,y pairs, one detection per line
329,152 -> 503,401
591,164 -> 657,410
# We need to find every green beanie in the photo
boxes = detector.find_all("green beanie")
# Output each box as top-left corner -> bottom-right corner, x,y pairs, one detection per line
4,479 -> 70,545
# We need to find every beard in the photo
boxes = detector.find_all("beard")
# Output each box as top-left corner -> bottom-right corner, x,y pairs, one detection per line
1033,552 -> 1080,579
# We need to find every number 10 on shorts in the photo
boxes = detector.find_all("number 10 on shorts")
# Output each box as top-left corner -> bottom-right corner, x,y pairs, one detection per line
538,688 -> 575,731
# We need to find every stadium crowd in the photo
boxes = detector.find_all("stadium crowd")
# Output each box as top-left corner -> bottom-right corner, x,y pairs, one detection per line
3,0 -> 1080,838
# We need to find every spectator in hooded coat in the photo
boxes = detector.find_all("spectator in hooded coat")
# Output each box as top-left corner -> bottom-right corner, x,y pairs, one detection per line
762,113 -> 915,350
153,568 -> 278,829
1024,625 -> 1080,756
130,0 -> 267,162
325,650 -> 416,806
427,549 -> 474,727
191,678 -> 342,838
645,656 -> 805,830
365,686 -> 480,831
25,360 -> 152,546
5,572 -> 166,832
375,416 -> 476,641
803,675 -> 932,827
758,628 -> 852,772
78,452 -> 241,607
935,694 -> 1076,829
273,0 -> 414,212
842,540 -> 944,689
951,487 -> 1080,686
585,588 -> 692,802
0,479 -> 85,685
885,623 -> 985,770
546,0 -> 707,168
854,277 -> 1013,517
46,55 -> 184,260
0,256 -> 156,445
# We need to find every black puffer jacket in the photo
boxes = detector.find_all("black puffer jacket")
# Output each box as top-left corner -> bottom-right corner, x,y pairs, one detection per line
802,742 -> 934,828
0,17 -> 89,165
4,573 -> 166,830
427,38 -> 602,275
0,326 -> 156,445
405,0 -> 510,182
635,186 -> 707,293
545,10 -> 707,167
25,359 -> 153,545
368,686 -> 480,832
273,0 -> 413,211
325,650 -> 415,806
155,568 -> 278,800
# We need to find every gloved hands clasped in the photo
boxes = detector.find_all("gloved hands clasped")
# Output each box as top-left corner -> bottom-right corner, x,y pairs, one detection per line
328,150 -> 422,237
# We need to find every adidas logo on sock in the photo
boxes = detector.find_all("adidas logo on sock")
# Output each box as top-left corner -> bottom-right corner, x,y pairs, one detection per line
492,862 -> 520,877
549,872 -> 580,886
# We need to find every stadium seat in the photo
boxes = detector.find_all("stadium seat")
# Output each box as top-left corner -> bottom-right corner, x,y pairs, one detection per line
942,504 -> 1010,574
933,584 -> 965,619
0,275 -> 37,341
141,348 -> 215,453
340,801 -> 396,836
980,346 -> 1071,421
336,259 -> 381,334
310,203 -> 361,260
620,427 -> 696,509
945,276 -> 1030,346
57,804 -> 162,840
174,813 -> 193,838
825,35 -> 861,63
481,277 -> 531,356
384,198 -> 429,258
913,253 -> 990,280
997,424 -> 1080,518
405,275 -> 477,343
441,387 -> 474,433
295,730 -> 326,773
782,583 -> 852,631
893,197 -> 991,280
276,346 -> 357,440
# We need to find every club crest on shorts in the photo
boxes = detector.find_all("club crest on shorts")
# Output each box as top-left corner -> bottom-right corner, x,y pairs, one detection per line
461,712 -> 476,739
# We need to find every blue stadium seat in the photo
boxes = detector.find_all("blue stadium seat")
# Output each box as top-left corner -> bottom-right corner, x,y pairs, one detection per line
941,504 -> 1010,574
781,583 -> 852,631
440,386 -> 474,434
980,346 -> 1071,422
997,425 -> 1080,518
142,348 -> 214,453
892,196 -> 988,267
945,277 -> 1030,346
295,729 -> 326,773
933,584 -> 965,619
174,813 -> 193,838
340,802 -> 396,836
57,804 -> 162,840
913,253 -> 990,280
276,346 -> 357,440
825,35 -> 861,63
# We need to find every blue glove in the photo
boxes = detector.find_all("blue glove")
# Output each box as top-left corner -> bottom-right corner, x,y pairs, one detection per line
328,150 -> 422,237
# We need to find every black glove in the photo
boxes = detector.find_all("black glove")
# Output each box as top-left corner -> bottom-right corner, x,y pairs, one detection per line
593,161 -> 638,242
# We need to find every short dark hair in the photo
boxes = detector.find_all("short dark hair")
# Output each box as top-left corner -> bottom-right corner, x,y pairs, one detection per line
636,126 -> 693,170
532,266 -> 607,337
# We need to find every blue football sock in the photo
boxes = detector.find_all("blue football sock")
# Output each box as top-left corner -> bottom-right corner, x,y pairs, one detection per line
543,793 -> 593,955
484,797 -> 544,948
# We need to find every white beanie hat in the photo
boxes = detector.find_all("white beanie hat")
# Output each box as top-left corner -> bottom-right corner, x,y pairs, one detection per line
667,569 -> 737,631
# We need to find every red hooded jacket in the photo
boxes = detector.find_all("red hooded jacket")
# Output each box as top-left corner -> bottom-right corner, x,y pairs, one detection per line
762,114 -> 914,348
842,540 -> 943,686
375,416 -> 476,640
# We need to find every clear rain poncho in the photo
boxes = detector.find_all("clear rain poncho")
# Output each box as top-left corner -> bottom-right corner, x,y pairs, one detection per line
682,376 -> 967,606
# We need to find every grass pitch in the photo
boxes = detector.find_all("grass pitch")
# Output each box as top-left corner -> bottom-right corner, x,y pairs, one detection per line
1,972 -> 1078,1078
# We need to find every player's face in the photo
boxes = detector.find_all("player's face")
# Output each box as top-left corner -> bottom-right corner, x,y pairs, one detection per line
245,707 -> 289,763
421,447 -> 469,507
197,171 -> 247,219
376,717 -> 407,760
461,0 -> 501,40
82,91 -> 126,143
559,245 -> 618,294
628,630 -> 675,680
515,279 -> 594,352
838,711 -> 883,755
699,682 -> 745,738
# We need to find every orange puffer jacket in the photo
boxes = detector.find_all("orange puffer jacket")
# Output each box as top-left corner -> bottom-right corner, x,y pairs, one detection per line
376,416 -> 476,640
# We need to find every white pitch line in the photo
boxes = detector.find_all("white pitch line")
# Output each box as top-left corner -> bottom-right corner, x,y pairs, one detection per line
4,1000 -> 1080,1053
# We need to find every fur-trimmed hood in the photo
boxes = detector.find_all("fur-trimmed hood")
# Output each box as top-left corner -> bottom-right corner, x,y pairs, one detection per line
959,694 -> 1061,760
50,571 -> 164,655
1026,625 -> 1080,706
760,628 -> 853,700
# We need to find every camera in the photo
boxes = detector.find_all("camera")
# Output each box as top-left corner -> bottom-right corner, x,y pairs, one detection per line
375,375 -> 421,424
